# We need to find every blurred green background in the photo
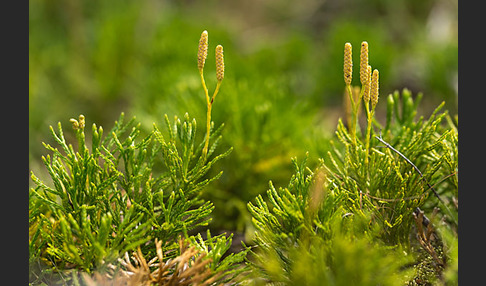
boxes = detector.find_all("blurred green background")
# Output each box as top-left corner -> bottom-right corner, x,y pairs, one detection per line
29,0 -> 457,237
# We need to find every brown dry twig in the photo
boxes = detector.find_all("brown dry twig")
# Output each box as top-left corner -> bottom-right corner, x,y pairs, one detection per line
413,207 -> 445,271
83,238 -> 222,286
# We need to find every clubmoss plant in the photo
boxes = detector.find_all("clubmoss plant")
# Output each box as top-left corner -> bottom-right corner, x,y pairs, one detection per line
246,41 -> 458,285
29,31 -> 246,285
330,43 -> 457,245
29,33 -> 457,285
246,155 -> 414,285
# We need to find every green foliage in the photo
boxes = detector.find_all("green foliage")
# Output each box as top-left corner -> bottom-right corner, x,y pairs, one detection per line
255,226 -> 413,286
246,88 -> 458,284
189,230 -> 249,283
30,0 -> 457,234
247,155 -> 413,285
29,112 -> 247,285
437,222 -> 458,285
30,5 -> 458,282
30,114 -> 152,273
248,155 -> 338,249
326,89 -> 457,245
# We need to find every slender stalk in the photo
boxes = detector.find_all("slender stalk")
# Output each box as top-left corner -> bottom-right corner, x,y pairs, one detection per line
203,45 -> 224,160
346,84 -> 357,142
200,70 -> 210,105
364,101 -> 372,166
197,30 -> 212,160
343,43 -> 358,143
363,64 -> 373,166
203,81 -> 222,159
365,68 -> 379,166
212,81 -> 222,105
200,70 -> 211,160
203,101 -> 212,159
